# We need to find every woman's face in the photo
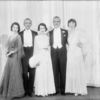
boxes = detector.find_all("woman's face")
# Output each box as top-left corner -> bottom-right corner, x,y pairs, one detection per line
39,25 -> 46,33
12,24 -> 18,33
68,21 -> 76,30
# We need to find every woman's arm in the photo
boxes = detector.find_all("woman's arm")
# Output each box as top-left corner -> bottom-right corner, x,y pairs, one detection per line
7,35 -> 24,57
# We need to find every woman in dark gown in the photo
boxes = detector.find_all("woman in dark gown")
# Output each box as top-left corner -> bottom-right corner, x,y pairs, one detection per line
0,22 -> 25,99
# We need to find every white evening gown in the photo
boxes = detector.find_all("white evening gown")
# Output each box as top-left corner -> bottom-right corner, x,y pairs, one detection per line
65,30 -> 87,95
30,35 -> 55,96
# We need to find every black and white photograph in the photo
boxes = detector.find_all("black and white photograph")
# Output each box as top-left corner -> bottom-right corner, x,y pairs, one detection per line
0,0 -> 100,100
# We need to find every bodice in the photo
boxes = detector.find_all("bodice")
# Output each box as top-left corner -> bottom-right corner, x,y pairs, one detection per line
68,31 -> 79,47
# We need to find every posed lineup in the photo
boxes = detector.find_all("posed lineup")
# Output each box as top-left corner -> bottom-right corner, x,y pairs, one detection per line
0,16 -> 88,99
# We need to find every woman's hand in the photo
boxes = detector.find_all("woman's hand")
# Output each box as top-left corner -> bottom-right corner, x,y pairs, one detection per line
6,50 -> 16,57
7,52 -> 13,57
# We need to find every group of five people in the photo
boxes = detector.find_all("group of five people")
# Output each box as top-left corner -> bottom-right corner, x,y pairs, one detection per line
0,16 -> 87,99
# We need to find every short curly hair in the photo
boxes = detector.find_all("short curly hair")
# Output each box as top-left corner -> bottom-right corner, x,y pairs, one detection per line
38,23 -> 47,31
11,22 -> 20,33
67,18 -> 77,27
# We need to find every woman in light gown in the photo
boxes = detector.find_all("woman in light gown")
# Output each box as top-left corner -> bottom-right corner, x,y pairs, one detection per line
29,23 -> 55,96
0,22 -> 25,99
65,19 -> 87,96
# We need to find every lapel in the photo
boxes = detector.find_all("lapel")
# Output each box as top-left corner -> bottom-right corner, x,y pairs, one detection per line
61,28 -> 67,44
31,30 -> 34,46
21,30 -> 25,44
61,28 -> 63,43
49,29 -> 54,45
51,29 -> 54,44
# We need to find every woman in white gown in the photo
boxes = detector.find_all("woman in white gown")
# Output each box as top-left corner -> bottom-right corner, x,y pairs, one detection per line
65,19 -> 87,96
29,23 -> 55,96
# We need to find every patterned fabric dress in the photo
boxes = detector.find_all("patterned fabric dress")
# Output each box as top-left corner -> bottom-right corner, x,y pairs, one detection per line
0,34 -> 24,98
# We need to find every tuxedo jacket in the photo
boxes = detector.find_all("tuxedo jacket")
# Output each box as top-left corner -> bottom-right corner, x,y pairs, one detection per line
19,30 -> 37,47
49,28 -> 68,47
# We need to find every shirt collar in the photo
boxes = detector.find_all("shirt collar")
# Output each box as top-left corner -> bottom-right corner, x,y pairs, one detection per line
54,27 -> 60,31
25,29 -> 31,32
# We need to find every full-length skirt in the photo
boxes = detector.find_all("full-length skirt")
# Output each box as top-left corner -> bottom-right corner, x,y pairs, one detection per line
65,46 -> 87,95
34,50 -> 55,96
0,54 -> 24,98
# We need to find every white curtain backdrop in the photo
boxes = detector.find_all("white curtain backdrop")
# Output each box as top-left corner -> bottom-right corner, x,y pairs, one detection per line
0,1 -> 100,87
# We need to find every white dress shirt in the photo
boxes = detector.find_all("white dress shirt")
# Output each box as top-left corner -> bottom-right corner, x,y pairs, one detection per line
23,29 -> 33,47
53,28 -> 62,49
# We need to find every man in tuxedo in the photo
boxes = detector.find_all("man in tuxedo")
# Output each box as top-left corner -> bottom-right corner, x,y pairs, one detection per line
19,18 -> 37,97
49,16 -> 68,95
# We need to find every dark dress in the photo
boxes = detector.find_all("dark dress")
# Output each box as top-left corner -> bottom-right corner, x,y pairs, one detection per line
0,34 -> 24,98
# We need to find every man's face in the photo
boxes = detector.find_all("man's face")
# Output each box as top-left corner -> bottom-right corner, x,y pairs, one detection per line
53,18 -> 61,28
24,19 -> 32,30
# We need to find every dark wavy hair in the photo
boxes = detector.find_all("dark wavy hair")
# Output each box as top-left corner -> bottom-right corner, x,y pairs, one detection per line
38,23 -> 47,31
11,22 -> 20,33
67,18 -> 77,27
